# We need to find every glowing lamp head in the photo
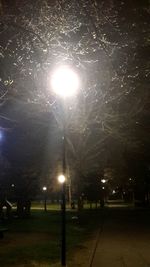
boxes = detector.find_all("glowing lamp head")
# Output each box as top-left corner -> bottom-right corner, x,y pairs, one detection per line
43,186 -> 47,191
58,174 -> 66,184
51,65 -> 79,98
101,179 -> 106,184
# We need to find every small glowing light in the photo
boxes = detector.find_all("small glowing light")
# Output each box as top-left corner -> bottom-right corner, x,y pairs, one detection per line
58,174 -> 66,184
101,179 -> 106,184
11,184 -> 15,188
51,65 -> 79,97
102,187 -> 105,190
112,190 -> 116,194
43,186 -> 47,191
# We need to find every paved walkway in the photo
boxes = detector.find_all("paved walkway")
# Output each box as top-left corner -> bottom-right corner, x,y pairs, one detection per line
91,208 -> 150,267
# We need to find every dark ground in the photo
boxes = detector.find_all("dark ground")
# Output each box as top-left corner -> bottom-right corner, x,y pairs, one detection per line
91,207 -> 150,267
1,206 -> 150,267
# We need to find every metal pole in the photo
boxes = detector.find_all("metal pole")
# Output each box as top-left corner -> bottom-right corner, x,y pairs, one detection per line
44,192 -> 47,212
61,181 -> 66,266
68,179 -> 72,208
61,105 -> 66,266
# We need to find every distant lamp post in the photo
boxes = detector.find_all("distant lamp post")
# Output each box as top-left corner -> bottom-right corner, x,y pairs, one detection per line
58,174 -> 66,184
101,179 -> 107,206
51,65 -> 80,267
43,186 -> 47,191
101,179 -> 106,184
42,186 -> 47,212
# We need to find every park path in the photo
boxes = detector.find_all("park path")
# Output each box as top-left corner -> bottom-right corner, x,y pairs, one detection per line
90,208 -> 150,267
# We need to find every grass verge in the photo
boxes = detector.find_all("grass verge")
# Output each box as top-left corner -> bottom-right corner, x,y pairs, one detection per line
0,208 -> 102,266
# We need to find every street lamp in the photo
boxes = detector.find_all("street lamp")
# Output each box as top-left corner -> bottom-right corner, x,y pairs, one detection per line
51,65 -> 79,267
101,179 -> 106,184
51,65 -> 79,98
58,174 -> 66,184
42,186 -> 47,212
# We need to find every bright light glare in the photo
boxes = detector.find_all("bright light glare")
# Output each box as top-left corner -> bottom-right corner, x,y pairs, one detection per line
51,66 -> 79,97
101,179 -> 106,184
43,186 -> 47,191
58,174 -> 66,184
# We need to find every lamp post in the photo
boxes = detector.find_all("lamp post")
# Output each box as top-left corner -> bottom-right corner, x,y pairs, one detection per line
51,65 -> 79,266
42,186 -> 47,212
58,173 -> 66,266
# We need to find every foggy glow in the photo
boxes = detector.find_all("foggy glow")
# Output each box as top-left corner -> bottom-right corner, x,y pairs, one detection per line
51,65 -> 79,97
101,179 -> 106,184
58,174 -> 66,184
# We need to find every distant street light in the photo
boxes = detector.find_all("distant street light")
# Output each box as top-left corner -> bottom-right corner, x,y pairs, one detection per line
42,186 -> 47,212
43,186 -> 47,191
58,174 -> 66,184
101,179 -> 106,184
51,65 -> 79,267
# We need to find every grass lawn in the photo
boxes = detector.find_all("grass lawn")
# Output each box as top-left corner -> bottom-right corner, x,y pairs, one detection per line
0,206 -> 102,267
